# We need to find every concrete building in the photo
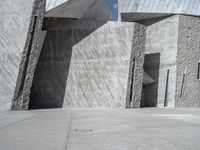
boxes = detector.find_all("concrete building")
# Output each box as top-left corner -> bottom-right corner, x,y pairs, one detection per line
0,0 -> 200,111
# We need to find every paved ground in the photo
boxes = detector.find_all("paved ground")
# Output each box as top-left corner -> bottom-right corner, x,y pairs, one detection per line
0,108 -> 200,150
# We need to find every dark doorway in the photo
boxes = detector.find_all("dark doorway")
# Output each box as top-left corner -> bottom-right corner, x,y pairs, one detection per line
141,53 -> 160,107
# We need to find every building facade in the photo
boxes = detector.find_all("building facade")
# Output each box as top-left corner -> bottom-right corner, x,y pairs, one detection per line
0,0 -> 200,111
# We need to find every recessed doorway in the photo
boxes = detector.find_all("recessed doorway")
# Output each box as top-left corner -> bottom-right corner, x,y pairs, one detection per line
141,53 -> 160,107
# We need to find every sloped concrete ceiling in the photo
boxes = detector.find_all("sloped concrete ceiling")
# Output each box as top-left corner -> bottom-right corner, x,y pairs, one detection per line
119,0 -> 200,16
45,0 -> 112,21
121,12 -> 172,22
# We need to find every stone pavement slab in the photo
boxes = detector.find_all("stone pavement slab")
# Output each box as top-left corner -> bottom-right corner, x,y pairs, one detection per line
0,108 -> 200,150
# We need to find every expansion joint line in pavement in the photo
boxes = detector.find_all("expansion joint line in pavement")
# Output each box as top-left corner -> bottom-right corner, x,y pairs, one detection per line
0,111 -> 44,131
64,111 -> 73,150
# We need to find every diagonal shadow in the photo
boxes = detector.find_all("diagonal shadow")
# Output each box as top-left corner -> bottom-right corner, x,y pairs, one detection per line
29,18 -> 108,109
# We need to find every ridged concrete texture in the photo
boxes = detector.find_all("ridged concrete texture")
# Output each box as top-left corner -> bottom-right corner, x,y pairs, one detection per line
175,15 -> 200,107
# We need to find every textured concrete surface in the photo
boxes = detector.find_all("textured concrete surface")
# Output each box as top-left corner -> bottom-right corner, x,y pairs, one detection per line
145,15 -> 179,107
0,108 -> 200,150
64,22 -> 136,109
0,0 -> 34,112
2,0 -> 200,112
29,21 -> 148,109
28,22 -> 135,109
11,0 -> 46,111
68,22 -> 134,109
126,23 -> 146,108
11,0 -> 113,111
175,15 -> 200,107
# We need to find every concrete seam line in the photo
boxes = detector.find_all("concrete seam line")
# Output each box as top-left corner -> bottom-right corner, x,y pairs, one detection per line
64,111 -> 73,150
0,112 -> 44,131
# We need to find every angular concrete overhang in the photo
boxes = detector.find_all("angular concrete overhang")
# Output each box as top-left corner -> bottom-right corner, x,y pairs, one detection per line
44,0 -> 112,21
121,12 -> 173,22
119,0 -> 200,16
42,18 -> 108,30
121,12 -> 200,23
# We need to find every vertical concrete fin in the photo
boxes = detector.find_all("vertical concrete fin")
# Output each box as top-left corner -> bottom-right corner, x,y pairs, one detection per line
11,0 -> 46,110
126,23 -> 146,108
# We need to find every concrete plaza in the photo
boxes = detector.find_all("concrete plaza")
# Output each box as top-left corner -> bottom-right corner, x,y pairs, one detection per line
0,108 -> 200,150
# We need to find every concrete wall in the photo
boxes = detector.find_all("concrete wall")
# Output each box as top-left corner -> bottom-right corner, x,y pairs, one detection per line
145,15 -> 179,107
63,22 -> 135,109
0,0 -> 34,111
28,21 -> 135,109
175,15 -> 200,107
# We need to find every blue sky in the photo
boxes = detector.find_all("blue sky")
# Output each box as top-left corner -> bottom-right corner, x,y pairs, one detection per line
106,0 -> 118,21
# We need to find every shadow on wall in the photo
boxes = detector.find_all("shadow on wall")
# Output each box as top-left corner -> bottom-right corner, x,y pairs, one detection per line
141,53 -> 160,107
29,18 -> 106,109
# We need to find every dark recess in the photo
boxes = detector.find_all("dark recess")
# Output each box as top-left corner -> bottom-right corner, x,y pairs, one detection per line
164,69 -> 169,107
141,53 -> 160,107
198,62 -> 200,79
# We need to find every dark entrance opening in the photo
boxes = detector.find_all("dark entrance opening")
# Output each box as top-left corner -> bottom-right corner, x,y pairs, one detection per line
141,53 -> 160,107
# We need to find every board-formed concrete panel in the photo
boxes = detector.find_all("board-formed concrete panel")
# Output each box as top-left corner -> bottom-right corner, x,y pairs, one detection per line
0,0 -> 34,112
63,22 -> 135,109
